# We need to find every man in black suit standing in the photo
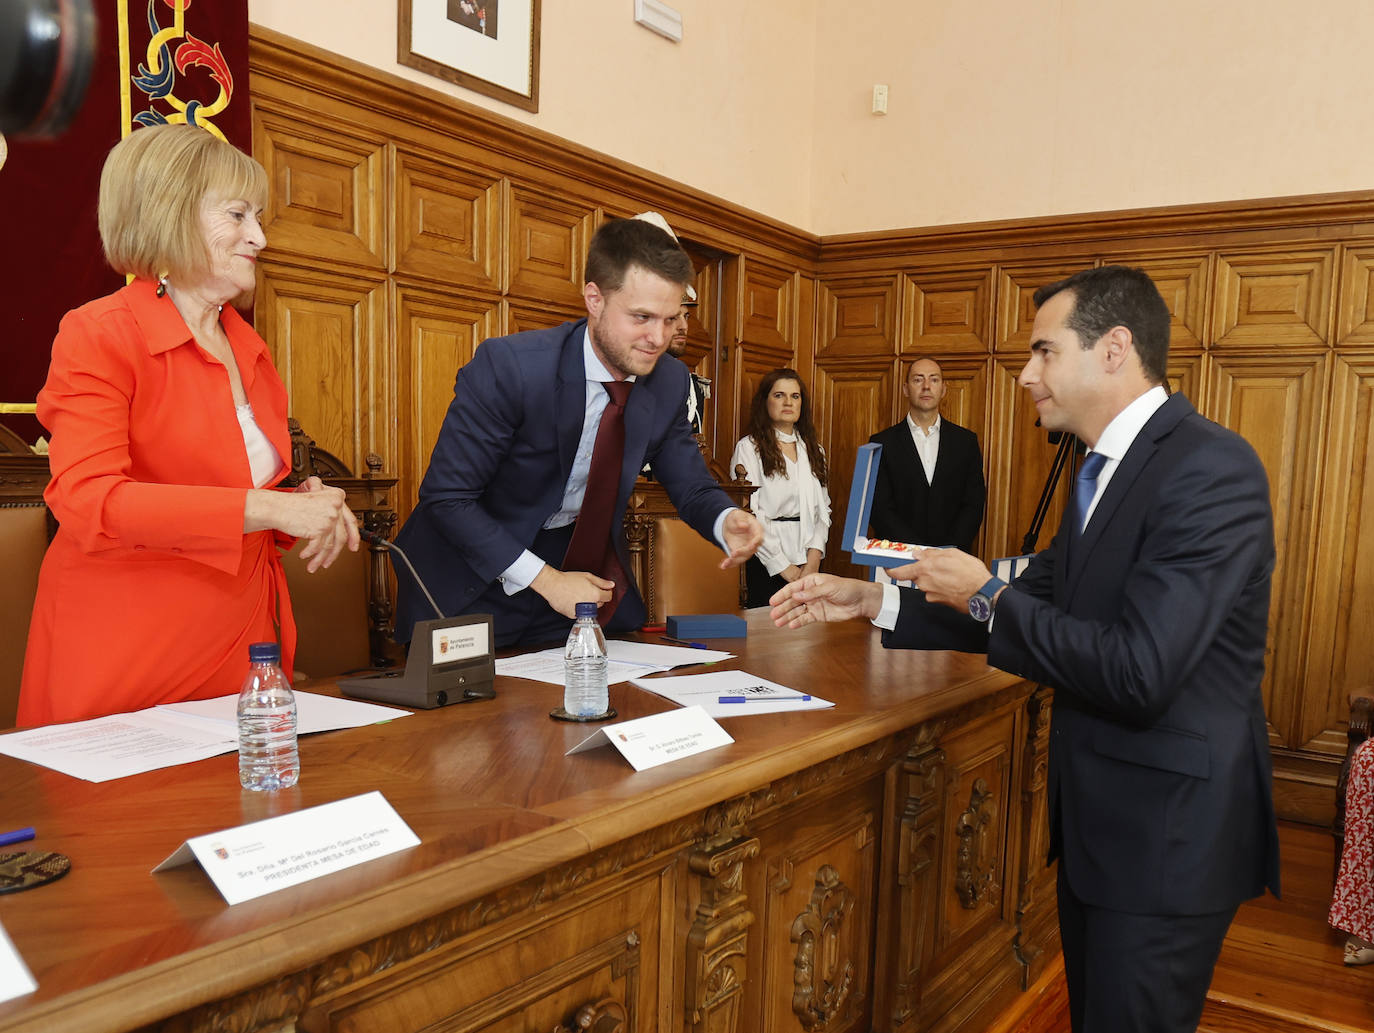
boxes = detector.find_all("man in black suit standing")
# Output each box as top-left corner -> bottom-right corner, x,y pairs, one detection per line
770,265 -> 1280,1033
868,357 -> 985,553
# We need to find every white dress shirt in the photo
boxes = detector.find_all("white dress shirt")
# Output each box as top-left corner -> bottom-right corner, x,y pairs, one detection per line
908,413 -> 941,484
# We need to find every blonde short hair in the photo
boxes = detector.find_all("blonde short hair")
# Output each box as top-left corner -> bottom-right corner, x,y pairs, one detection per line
98,124 -> 268,282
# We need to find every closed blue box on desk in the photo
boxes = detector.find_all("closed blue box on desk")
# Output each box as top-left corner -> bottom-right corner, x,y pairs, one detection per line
667,614 -> 747,638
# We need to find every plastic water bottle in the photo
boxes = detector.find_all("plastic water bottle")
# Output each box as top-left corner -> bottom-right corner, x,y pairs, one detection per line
237,641 -> 299,791
563,602 -> 609,718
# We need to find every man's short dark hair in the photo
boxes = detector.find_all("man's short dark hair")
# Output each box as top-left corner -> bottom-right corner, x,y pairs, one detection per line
1033,266 -> 1171,383
585,217 -> 693,294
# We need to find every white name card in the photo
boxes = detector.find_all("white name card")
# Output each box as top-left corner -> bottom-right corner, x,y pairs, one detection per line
0,921 -> 35,1004
153,791 -> 420,905
566,705 -> 733,771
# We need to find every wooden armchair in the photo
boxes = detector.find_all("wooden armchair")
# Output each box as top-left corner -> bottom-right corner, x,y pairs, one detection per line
281,419 -> 400,674
1334,693 -> 1373,881
623,447 -> 753,625
0,427 -> 53,729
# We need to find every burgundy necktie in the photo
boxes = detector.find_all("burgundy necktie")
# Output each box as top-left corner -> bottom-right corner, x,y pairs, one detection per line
563,380 -> 633,623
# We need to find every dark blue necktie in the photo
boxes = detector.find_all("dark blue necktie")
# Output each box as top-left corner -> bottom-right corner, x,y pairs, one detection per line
1073,451 -> 1108,536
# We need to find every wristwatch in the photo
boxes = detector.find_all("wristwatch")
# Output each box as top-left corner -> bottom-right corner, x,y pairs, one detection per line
968,576 -> 1007,623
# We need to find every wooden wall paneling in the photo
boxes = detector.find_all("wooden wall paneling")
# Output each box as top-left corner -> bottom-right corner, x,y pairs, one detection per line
900,266 -> 994,356
738,257 -> 801,358
934,358 -> 992,443
1297,353 -> 1374,755
504,295 -> 587,338
1335,244 -> 1374,347
810,361 -> 895,576
1204,352 -> 1328,751
795,272 -> 819,424
395,282 -> 502,524
815,274 -> 899,360
505,183 -> 599,308
1211,249 -> 1336,349
251,104 -> 387,272
982,357 -> 1068,565
256,263 -> 387,476
730,257 -> 803,469
936,358 -> 992,559
392,145 -> 503,290
1128,254 -> 1211,352
994,262 -> 1092,355
714,254 -> 746,469
1165,353 -> 1206,417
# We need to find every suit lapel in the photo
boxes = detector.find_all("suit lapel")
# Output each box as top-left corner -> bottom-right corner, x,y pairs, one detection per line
929,425 -> 955,487
556,321 -> 589,485
1064,393 -> 1192,599
894,423 -> 930,488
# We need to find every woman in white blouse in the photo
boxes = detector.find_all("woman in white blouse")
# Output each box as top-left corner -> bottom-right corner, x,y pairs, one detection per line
730,369 -> 831,607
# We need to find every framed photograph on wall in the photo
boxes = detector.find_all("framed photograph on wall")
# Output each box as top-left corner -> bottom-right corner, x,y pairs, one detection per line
398,0 -> 541,112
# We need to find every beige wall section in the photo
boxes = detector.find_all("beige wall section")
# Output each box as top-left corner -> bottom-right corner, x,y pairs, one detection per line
812,0 -> 1374,234
250,0 -> 1374,235
247,0 -> 819,229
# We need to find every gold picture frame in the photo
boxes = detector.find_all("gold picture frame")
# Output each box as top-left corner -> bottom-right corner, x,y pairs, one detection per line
398,0 -> 541,113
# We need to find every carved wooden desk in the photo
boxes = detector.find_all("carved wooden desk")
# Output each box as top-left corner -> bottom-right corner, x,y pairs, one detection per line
0,614 -> 1056,1033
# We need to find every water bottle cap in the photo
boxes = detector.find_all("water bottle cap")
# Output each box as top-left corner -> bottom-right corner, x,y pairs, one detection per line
248,641 -> 281,663
574,602 -> 598,619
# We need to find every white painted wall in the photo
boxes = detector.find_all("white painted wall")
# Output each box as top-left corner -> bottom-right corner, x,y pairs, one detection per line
249,0 -> 1374,236
248,0 -> 819,231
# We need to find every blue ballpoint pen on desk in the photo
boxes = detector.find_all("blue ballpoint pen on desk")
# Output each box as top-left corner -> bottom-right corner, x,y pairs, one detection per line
718,695 -> 812,703
660,635 -> 707,649
0,827 -> 35,848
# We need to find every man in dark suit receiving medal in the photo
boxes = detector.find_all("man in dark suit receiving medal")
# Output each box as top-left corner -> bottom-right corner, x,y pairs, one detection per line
867,357 -> 985,553
769,265 -> 1280,1033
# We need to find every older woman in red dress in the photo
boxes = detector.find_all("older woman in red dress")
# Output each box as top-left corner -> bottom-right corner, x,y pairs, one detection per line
18,124 -> 358,726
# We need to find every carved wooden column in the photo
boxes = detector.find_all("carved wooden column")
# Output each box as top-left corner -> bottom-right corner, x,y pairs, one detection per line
685,833 -> 760,1033
887,732 -> 946,1032
1013,685 -> 1056,986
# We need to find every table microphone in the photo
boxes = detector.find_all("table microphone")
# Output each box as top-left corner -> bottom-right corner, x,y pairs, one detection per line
359,528 -> 444,621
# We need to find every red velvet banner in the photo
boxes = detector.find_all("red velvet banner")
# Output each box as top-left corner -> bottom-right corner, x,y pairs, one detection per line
0,0 -> 249,445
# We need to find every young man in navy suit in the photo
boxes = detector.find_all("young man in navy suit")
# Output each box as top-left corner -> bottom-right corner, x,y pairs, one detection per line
394,218 -> 762,647
867,357 -> 985,553
769,266 -> 1280,1033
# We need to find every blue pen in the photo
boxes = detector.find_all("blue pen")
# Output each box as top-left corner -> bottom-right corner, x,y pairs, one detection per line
0,827 -> 35,848
660,635 -> 707,649
718,695 -> 812,703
